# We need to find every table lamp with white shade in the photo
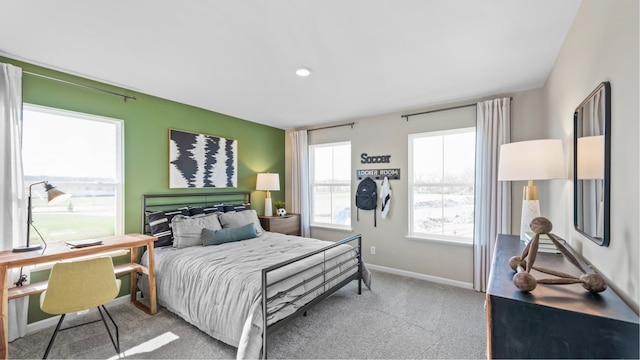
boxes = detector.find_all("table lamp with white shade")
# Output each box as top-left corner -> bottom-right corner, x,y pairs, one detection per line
498,139 -> 565,240
577,135 -> 604,180
577,135 -> 605,238
256,173 -> 280,216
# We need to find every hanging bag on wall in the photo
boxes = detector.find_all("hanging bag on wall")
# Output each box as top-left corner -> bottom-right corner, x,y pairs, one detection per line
380,176 -> 392,219
355,176 -> 378,226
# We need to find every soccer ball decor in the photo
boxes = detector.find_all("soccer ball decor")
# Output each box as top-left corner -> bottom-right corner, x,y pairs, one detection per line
276,208 -> 287,217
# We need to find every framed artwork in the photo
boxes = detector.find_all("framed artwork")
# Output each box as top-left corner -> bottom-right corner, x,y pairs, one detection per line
169,129 -> 237,188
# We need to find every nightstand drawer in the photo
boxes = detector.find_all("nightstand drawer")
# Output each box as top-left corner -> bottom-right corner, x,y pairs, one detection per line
259,214 -> 301,236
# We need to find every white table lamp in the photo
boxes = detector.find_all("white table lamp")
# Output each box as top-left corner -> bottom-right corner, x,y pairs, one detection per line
256,173 -> 280,216
577,135 -> 604,180
577,135 -> 605,238
498,139 -> 565,240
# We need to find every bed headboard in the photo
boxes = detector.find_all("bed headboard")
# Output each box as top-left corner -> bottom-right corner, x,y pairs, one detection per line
141,191 -> 251,235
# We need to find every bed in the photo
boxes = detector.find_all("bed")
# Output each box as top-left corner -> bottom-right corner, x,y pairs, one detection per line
138,192 -> 369,359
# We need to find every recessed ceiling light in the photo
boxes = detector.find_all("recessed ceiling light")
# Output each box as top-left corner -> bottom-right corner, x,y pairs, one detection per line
295,67 -> 312,77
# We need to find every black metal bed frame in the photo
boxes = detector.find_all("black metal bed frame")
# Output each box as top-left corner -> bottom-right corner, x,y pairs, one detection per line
261,233 -> 362,358
141,191 -> 363,359
141,191 -> 252,234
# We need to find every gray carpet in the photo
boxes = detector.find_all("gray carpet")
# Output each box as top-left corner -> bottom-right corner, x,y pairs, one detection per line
9,270 -> 487,359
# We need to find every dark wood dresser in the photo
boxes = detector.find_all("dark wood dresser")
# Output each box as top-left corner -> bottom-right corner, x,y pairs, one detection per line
259,214 -> 301,236
486,234 -> 639,359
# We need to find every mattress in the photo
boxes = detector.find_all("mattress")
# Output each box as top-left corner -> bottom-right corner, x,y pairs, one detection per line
140,231 -> 363,359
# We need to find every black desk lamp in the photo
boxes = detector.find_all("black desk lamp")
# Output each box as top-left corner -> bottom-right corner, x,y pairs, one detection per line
14,181 -> 71,252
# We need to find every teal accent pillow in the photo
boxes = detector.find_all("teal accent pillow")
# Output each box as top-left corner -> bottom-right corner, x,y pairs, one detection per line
202,223 -> 257,246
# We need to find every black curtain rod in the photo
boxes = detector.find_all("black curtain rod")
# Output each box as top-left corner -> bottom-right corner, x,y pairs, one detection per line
401,97 -> 512,121
308,122 -> 355,132
401,103 -> 475,120
24,71 -> 137,102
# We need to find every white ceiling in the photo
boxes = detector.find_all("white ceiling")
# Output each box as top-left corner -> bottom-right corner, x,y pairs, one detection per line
0,0 -> 581,130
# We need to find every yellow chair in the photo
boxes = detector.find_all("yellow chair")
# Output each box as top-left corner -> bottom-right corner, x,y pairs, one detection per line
40,257 -> 121,359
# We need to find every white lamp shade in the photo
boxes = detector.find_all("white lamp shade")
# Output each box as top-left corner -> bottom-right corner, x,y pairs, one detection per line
577,135 -> 604,180
43,182 -> 72,205
256,173 -> 280,191
498,139 -> 566,181
47,188 -> 71,205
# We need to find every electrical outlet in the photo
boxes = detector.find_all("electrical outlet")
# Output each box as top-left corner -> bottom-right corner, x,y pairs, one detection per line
370,246 -> 376,255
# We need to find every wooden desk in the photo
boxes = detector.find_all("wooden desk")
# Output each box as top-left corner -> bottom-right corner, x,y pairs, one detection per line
0,233 -> 157,359
486,234 -> 639,359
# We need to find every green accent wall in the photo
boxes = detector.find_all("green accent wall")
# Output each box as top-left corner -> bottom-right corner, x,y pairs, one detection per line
1,56 -> 285,323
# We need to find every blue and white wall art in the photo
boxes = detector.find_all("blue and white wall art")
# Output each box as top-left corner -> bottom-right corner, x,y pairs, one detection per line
169,129 -> 237,188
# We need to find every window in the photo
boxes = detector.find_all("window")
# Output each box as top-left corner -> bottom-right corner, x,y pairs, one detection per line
408,127 -> 475,243
22,105 -> 123,243
309,142 -> 351,228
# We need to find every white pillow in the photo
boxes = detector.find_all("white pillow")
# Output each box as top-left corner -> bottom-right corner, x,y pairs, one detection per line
219,210 -> 264,235
171,213 -> 222,249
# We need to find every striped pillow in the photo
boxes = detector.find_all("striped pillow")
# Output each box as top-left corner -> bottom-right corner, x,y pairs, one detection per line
146,208 -> 189,247
188,204 -> 224,216
223,203 -> 251,212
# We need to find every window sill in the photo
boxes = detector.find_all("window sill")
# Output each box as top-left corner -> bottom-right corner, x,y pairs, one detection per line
310,224 -> 353,233
405,235 -> 473,247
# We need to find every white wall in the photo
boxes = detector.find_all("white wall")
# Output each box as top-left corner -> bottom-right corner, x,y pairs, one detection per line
285,1 -> 639,309
543,0 -> 639,311
285,90 -> 544,286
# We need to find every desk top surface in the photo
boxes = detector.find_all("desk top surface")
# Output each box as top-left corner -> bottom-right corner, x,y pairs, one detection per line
0,233 -> 155,268
487,234 -> 639,323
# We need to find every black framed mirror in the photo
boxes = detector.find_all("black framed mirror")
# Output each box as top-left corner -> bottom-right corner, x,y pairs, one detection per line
573,81 -> 611,246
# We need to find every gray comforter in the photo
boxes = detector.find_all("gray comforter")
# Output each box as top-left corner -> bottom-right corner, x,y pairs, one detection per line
141,232 -> 366,359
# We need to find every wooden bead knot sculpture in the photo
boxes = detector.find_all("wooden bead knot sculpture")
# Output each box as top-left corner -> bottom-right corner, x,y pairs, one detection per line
508,217 -> 607,293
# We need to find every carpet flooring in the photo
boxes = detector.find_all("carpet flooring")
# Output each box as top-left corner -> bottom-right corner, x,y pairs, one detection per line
9,270 -> 487,359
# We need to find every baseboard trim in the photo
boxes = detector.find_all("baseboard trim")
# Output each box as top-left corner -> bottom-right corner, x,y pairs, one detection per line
26,295 -> 131,335
366,264 -> 474,290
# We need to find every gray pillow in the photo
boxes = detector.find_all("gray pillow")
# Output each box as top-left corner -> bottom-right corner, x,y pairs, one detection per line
218,209 -> 264,234
202,223 -> 257,246
171,213 -> 222,248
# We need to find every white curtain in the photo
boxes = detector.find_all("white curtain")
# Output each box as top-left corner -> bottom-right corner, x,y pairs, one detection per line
473,98 -> 511,292
577,91 -> 604,236
0,63 -> 29,340
290,130 -> 310,237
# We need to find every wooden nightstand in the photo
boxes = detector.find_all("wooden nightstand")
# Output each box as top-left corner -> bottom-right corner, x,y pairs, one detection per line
259,214 -> 301,236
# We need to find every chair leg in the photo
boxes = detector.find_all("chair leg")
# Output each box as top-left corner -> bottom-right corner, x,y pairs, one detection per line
97,305 -> 120,354
43,314 -> 66,359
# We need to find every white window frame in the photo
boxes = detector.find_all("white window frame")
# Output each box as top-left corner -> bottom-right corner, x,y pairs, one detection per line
309,141 -> 351,230
408,127 -> 475,245
23,104 -> 125,240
